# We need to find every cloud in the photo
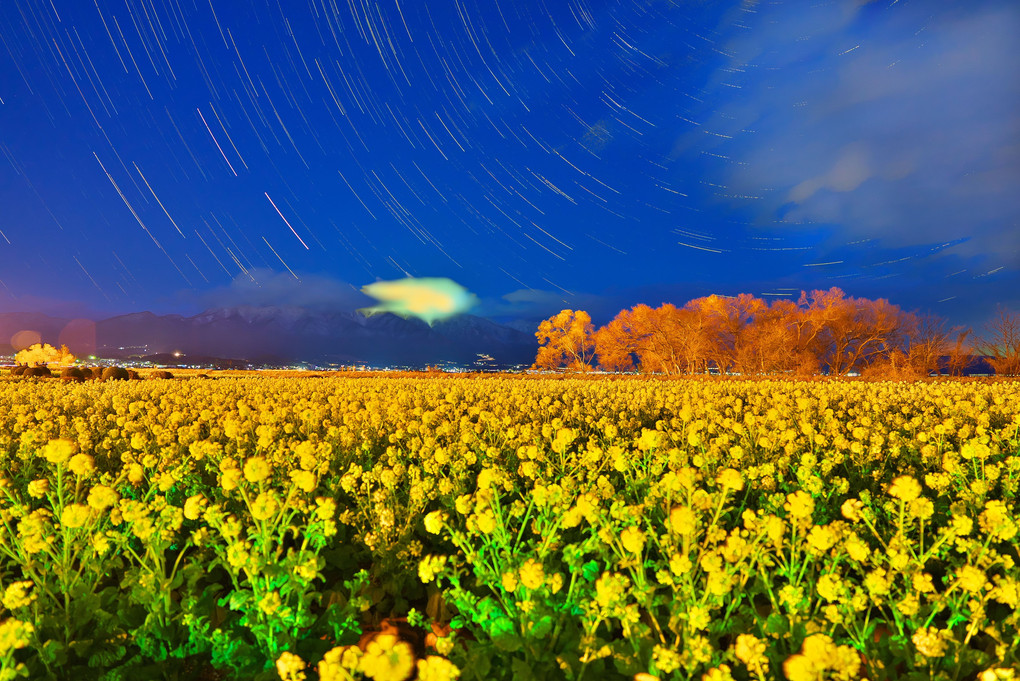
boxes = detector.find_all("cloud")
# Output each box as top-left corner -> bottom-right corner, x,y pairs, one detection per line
359,277 -> 478,324
186,268 -> 371,311
700,0 -> 1020,262
0,291 -> 107,319
475,287 -> 619,323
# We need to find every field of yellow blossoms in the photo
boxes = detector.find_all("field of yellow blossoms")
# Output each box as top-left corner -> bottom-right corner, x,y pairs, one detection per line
0,374 -> 1017,681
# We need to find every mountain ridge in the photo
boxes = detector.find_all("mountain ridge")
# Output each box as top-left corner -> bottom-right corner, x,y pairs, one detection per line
0,307 -> 537,368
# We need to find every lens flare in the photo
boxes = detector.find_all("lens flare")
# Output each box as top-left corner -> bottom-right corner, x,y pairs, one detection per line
359,277 -> 477,325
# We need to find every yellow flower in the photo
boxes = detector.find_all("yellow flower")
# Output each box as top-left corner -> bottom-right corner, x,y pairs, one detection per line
911,626 -> 950,658
226,541 -> 252,569
454,495 -> 472,515
92,531 -> 112,556
979,500 -> 1017,540
358,634 -> 415,681
501,571 -> 518,593
183,495 -> 206,521
418,555 -> 447,584
317,647 -> 348,681
779,584 -> 806,611
734,634 -> 768,675
669,553 -> 692,576
701,664 -> 734,681
637,428 -> 664,451
912,572 -> 936,594
764,514 -> 786,547
951,513 -> 973,536
979,670 -> 1016,681
864,568 -> 891,597
956,565 -> 987,594
897,594 -> 920,617
416,656 -> 460,681
991,576 -> 1019,607
293,556 -> 319,581
716,468 -> 744,492
2,581 -> 36,610
259,591 -> 282,616
68,453 -> 95,478
815,574 -> 843,602
782,654 -> 820,681
127,463 -> 145,484
251,491 -> 280,521
60,503 -> 91,529
844,534 -> 870,562
888,475 -> 921,502
805,525 -> 836,554
290,469 -> 318,493
474,509 -> 496,534
669,506 -> 698,535
652,644 -> 681,674
840,499 -> 863,522
423,510 -> 446,534
908,497 -> 935,520
243,456 -> 272,483
476,468 -> 495,490
276,651 -> 307,681
687,606 -> 711,631
782,633 -> 859,680
519,559 -> 545,591
620,526 -> 645,553
42,439 -> 75,465
87,485 -> 120,511
0,618 -> 34,655
594,572 -> 630,610
315,497 -> 337,521
27,478 -> 49,499
784,491 -> 814,519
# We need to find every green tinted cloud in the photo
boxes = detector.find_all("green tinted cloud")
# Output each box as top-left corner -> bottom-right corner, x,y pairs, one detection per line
359,277 -> 477,325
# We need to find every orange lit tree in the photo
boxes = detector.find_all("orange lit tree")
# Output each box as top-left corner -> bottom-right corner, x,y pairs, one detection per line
533,309 -> 596,371
14,343 -> 76,367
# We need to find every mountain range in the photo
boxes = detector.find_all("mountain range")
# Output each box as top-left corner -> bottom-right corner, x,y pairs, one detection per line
0,307 -> 538,369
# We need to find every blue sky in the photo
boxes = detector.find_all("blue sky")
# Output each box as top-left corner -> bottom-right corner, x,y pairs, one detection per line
0,0 -> 1016,329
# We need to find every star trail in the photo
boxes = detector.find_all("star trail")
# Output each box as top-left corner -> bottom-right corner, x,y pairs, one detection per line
0,0 -> 1017,327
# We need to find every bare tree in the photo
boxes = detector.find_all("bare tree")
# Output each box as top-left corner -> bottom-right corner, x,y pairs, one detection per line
976,307 -> 1020,376
906,313 -> 950,376
946,328 -> 973,377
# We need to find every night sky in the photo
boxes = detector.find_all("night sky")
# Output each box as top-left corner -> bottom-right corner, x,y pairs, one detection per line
1,0 -> 1017,330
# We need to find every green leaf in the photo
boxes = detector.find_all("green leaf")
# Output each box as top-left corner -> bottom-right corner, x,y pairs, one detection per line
764,612 -> 788,637
511,656 -> 538,681
489,617 -> 523,653
88,643 -> 127,668
223,590 -> 252,611
39,638 -> 68,667
581,560 -> 600,582
529,615 -> 554,639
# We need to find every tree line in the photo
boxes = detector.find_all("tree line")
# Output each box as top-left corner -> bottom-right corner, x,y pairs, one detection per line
532,288 -> 1020,377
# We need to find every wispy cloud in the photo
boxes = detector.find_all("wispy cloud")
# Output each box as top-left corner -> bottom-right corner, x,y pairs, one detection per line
180,269 -> 372,312
698,1 -> 1020,262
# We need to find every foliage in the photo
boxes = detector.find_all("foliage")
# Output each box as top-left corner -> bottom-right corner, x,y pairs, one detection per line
534,310 -> 596,372
14,344 -> 75,368
0,376 -> 1017,681
549,289 -> 1016,377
